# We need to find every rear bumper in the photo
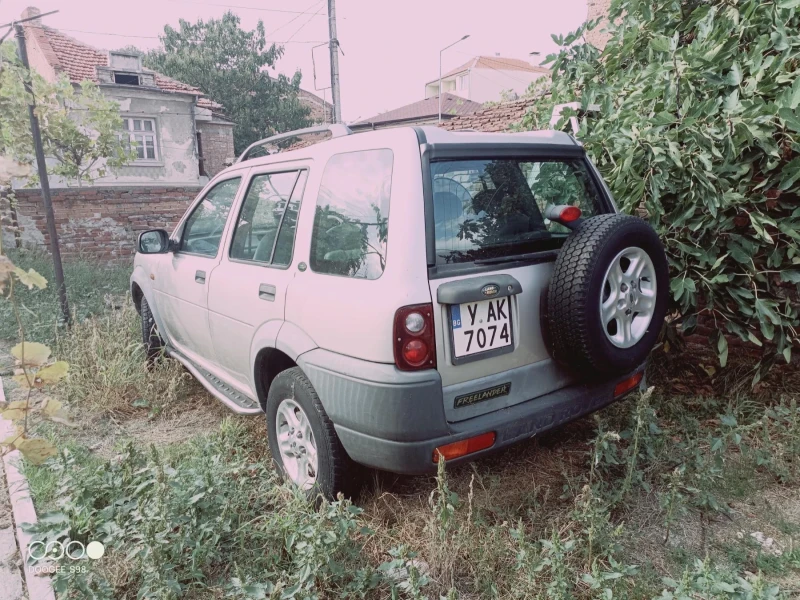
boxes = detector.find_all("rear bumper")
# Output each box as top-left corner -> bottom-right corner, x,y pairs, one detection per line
298,348 -> 640,475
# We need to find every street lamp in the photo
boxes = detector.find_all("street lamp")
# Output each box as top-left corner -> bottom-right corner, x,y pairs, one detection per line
439,34 -> 470,123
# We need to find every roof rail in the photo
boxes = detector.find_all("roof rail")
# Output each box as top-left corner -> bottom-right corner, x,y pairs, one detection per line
236,124 -> 353,163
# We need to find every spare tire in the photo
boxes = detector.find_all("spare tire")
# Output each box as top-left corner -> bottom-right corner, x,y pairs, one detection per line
545,214 -> 669,376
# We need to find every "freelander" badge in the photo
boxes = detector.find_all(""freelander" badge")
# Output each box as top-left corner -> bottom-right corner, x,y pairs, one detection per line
454,382 -> 512,408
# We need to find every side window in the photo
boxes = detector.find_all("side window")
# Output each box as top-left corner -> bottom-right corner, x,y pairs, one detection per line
310,149 -> 393,280
180,177 -> 241,256
229,171 -> 301,263
273,171 -> 308,266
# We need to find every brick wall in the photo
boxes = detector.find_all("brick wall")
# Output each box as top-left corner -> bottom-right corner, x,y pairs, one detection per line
197,121 -> 235,178
440,97 -> 538,133
2,186 -> 200,261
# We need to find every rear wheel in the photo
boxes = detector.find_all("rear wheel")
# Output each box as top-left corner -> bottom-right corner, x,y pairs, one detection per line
546,214 -> 669,375
266,367 -> 359,499
140,297 -> 163,363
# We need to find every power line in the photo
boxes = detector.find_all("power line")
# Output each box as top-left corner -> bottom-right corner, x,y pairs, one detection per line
264,0 -> 323,39
285,5 -> 324,44
21,23 -> 324,43
164,0 -> 327,15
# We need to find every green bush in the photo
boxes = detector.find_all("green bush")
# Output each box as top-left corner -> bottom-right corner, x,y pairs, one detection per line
523,0 -> 800,366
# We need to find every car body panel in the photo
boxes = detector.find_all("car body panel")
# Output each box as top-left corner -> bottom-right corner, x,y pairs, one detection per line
130,125 -> 634,475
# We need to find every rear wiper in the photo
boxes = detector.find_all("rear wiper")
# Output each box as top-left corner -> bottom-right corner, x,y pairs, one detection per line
474,249 -> 558,265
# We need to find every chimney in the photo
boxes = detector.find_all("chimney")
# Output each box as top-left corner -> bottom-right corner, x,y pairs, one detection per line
21,6 -> 42,26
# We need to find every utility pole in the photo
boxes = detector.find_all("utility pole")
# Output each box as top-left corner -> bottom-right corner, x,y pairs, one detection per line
327,0 -> 342,124
15,22 -> 71,325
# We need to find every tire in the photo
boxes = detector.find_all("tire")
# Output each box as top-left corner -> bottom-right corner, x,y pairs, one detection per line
140,297 -> 163,364
266,367 -> 359,499
545,214 -> 669,376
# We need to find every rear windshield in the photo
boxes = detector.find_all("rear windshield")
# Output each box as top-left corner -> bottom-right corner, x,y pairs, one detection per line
431,158 -> 605,265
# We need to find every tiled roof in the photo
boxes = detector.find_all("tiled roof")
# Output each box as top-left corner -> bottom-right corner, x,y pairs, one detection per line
298,88 -> 333,123
435,56 -> 551,81
439,96 -> 539,133
354,93 -> 483,127
24,21 -> 223,111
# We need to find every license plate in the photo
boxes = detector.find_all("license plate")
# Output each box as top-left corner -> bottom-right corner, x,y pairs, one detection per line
450,297 -> 512,358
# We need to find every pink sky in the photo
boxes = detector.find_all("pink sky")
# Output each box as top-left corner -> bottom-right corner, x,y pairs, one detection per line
0,0 -> 590,122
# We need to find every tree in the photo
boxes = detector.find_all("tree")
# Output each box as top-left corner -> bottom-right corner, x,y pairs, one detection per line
523,0 -> 800,367
40,80 -> 133,186
0,42 -> 133,187
143,12 -> 311,155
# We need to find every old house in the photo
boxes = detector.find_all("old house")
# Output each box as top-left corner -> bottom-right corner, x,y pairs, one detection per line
18,7 -> 234,186
2,7 -> 239,260
423,56 -> 550,104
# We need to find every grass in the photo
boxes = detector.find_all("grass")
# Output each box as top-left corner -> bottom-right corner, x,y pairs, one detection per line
0,248 -> 130,345
4,258 -> 800,599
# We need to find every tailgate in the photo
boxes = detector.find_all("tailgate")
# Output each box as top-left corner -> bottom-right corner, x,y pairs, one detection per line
425,155 -> 609,423
429,263 -> 573,423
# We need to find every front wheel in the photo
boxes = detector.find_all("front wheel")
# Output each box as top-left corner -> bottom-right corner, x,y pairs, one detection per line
140,297 -> 163,363
265,367 -> 359,499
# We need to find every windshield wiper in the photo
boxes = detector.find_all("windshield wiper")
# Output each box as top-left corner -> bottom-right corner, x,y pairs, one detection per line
474,249 -> 558,265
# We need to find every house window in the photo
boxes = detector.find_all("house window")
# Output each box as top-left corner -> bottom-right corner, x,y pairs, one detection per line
457,74 -> 468,91
122,118 -> 158,160
114,73 -> 140,85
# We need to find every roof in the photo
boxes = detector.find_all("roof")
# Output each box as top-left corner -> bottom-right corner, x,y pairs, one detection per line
430,56 -> 551,83
22,14 -> 222,111
417,126 -> 578,148
353,93 -> 483,128
298,88 -> 333,123
219,125 -> 577,175
439,96 -> 540,133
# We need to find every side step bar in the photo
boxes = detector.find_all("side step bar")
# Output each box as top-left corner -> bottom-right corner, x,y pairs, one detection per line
167,347 -> 262,415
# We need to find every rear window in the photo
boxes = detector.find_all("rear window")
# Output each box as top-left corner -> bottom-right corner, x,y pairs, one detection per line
431,159 -> 604,265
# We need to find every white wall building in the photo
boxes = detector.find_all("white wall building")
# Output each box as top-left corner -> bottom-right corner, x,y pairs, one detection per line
424,56 -> 550,104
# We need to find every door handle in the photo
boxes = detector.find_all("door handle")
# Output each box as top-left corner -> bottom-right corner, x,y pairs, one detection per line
195,270 -> 206,284
258,283 -> 276,302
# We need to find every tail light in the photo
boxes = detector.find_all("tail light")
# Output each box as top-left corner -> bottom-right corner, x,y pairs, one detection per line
393,303 -> 436,371
544,204 -> 583,229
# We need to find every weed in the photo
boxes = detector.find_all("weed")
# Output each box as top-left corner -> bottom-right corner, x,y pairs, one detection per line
54,301 -> 195,417
0,248 -> 129,344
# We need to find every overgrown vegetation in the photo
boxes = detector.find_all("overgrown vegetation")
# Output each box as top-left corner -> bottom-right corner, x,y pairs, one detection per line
0,259 -> 795,599
54,302 -> 193,417
522,0 -> 800,367
21,332 -> 800,598
0,248 -> 129,344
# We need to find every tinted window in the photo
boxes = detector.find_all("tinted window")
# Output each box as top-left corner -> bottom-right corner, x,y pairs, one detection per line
181,178 -> 241,256
310,149 -> 393,279
230,171 -> 300,263
431,159 -> 603,265
273,171 -> 308,266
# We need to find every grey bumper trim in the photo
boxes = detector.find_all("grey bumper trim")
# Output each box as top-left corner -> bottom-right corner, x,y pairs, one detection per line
298,349 -> 449,442
335,376 -> 627,474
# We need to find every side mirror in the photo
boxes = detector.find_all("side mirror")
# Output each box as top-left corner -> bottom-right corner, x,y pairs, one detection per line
137,229 -> 171,254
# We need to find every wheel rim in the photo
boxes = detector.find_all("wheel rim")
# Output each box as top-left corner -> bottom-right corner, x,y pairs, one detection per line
275,399 -> 318,490
600,247 -> 657,349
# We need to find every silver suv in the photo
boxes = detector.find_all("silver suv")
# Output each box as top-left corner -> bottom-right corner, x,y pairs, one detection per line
131,125 -> 668,497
